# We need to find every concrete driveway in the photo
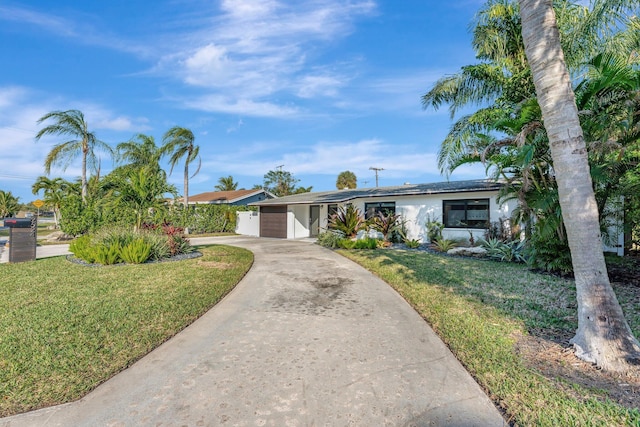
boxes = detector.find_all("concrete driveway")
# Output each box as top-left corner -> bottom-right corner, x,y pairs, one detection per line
1,236 -> 505,426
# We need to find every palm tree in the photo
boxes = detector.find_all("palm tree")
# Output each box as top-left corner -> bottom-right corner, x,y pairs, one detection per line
519,0 -> 640,372
215,175 -> 238,191
161,126 -> 201,206
116,134 -> 164,174
336,171 -> 357,189
35,110 -> 112,204
31,176 -> 71,228
0,190 -> 20,218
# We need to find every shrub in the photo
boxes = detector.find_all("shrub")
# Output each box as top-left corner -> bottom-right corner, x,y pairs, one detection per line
480,238 -> 526,263
524,233 -> 573,274
354,237 -> 378,249
119,238 -> 152,264
369,212 -> 403,242
69,235 -> 96,263
405,239 -> 421,249
146,233 -> 171,260
94,227 -> 136,249
316,231 -> 344,249
167,235 -> 194,256
433,239 -> 458,252
426,216 -> 444,242
60,196 -> 102,236
337,238 -> 357,249
92,243 -> 122,265
329,205 -> 366,238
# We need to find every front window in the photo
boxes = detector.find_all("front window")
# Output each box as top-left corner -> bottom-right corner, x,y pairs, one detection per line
364,202 -> 395,219
443,199 -> 489,228
328,204 -> 338,220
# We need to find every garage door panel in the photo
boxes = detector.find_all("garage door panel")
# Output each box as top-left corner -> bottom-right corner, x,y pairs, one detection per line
260,206 -> 287,238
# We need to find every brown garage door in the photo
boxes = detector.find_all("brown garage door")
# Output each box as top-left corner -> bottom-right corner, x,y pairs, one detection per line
260,206 -> 287,238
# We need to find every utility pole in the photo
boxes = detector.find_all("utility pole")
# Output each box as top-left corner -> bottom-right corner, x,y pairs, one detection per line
369,167 -> 384,187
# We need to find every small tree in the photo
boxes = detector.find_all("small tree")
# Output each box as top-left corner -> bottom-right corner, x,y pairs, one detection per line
336,171 -> 357,189
0,190 -> 20,218
263,169 -> 310,196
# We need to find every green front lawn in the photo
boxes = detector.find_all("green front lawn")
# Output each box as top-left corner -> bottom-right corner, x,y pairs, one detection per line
341,249 -> 640,426
0,245 -> 253,417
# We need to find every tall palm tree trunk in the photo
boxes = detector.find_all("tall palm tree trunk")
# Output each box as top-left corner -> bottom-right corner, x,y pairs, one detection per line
183,164 -> 189,207
81,146 -> 88,203
519,0 -> 640,372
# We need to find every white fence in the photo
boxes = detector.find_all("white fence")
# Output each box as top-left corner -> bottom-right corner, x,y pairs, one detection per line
236,211 -> 259,236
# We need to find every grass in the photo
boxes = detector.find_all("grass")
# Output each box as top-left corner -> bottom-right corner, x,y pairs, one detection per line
0,245 -> 253,417
340,249 -> 640,426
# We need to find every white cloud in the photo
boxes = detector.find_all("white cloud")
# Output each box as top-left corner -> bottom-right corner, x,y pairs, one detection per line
0,5 -> 76,37
0,4 -> 150,56
220,0 -> 280,19
296,74 -> 343,98
157,0 -> 376,115
184,95 -> 300,118
204,138 -> 441,179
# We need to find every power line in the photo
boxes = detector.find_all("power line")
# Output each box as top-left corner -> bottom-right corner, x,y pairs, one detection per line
0,126 -> 36,134
0,174 -> 37,181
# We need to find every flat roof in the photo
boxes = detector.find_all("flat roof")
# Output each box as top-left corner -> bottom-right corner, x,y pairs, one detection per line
251,179 -> 503,206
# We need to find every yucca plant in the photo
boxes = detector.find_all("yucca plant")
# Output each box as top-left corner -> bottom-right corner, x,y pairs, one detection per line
120,238 -> 152,264
92,243 -> 122,265
328,205 -> 365,238
433,238 -> 458,252
69,235 -> 96,263
404,238 -> 421,249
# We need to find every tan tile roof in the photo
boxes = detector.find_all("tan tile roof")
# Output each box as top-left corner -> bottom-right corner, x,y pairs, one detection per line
188,189 -> 262,203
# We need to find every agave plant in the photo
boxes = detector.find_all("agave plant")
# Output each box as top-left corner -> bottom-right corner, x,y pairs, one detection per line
328,204 -> 365,238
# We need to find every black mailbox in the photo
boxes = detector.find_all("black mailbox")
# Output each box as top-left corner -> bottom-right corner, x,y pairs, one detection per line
4,218 -> 34,228
4,217 -> 37,262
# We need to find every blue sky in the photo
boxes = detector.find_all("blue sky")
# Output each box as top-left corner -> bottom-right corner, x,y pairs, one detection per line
0,0 -> 488,203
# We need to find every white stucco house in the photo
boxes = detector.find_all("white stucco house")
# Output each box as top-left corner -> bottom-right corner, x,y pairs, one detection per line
236,179 -> 516,243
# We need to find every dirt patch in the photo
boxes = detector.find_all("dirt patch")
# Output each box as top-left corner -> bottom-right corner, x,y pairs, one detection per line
512,256 -> 640,411
196,260 -> 233,269
516,331 -> 640,411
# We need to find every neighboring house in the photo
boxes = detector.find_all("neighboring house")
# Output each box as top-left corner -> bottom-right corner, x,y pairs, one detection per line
187,189 -> 275,206
245,179 -> 516,242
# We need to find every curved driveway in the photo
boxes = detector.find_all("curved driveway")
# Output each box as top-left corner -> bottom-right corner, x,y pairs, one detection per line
2,236 -> 505,426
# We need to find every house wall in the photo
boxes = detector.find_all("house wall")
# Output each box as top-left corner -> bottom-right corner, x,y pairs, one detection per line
350,190 -> 514,243
240,190 -> 515,241
288,205 -> 310,238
